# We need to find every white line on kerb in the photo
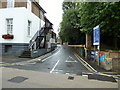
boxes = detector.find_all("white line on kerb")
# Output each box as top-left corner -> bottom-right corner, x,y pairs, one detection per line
50,60 -> 60,73
74,54 -> 97,73
42,48 -> 62,62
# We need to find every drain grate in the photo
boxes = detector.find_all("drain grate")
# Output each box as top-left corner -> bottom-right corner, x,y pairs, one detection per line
8,76 -> 28,83
68,76 -> 74,80
88,74 -> 117,83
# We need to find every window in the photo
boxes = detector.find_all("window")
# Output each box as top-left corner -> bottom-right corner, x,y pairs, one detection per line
28,20 -> 31,36
6,19 -> 13,34
7,0 -> 14,8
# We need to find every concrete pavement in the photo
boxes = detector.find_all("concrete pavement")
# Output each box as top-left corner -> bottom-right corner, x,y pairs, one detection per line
0,45 -> 60,66
1,67 -> 118,88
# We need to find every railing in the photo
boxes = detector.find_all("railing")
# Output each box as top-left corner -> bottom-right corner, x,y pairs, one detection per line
29,26 -> 45,50
29,25 -> 52,51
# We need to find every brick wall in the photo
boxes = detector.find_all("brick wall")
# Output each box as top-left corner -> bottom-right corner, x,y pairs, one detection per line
32,2 -> 40,18
0,2 -> 7,8
15,2 -> 27,8
0,1 -> 2,8
0,1 -> 27,8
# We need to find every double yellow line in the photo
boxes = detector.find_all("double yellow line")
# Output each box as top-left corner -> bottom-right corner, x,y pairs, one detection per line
74,53 -> 120,78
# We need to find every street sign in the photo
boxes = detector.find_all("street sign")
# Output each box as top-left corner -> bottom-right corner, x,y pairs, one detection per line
91,50 -> 95,60
93,25 -> 100,45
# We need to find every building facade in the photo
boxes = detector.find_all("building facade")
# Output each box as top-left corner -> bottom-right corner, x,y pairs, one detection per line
0,0 -> 55,56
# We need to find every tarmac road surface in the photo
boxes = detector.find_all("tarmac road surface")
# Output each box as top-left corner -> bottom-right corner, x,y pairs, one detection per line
4,45 -> 90,75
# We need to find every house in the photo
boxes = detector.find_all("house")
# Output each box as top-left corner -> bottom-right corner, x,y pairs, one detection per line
0,0 -> 56,57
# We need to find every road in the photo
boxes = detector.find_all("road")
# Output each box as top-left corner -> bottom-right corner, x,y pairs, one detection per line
2,45 -> 119,84
4,45 -> 90,75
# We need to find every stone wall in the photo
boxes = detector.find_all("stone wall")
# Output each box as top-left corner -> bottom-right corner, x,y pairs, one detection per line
112,58 -> 120,73
0,43 -> 29,56
32,2 -> 40,18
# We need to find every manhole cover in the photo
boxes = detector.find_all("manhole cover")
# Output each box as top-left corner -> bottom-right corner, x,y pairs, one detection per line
88,74 -> 117,82
8,76 -> 28,83
68,76 -> 74,80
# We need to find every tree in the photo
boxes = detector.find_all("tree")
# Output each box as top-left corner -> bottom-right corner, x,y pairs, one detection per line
59,2 -> 85,45
60,2 -> 120,49
78,2 -> 120,49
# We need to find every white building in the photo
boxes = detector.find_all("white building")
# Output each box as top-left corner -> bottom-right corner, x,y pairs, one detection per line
0,0 -> 50,56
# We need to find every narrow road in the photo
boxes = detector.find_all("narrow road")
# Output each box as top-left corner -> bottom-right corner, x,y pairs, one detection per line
5,45 -> 90,75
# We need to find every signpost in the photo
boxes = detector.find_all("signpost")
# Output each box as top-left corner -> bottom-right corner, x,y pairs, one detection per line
93,25 -> 100,65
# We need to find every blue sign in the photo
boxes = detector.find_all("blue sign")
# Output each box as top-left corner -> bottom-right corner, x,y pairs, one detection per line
91,50 -> 95,60
93,25 -> 100,45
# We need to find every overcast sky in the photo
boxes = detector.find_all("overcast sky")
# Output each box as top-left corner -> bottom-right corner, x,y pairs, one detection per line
39,0 -> 64,34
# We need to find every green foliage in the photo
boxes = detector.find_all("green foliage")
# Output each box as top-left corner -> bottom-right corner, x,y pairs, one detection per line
60,2 -> 120,48
59,2 -> 85,44
78,2 -> 120,49
79,2 -> 120,36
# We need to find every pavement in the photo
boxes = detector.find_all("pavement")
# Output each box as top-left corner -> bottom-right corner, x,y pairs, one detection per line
0,46 -> 60,65
1,67 -> 118,88
0,55 -> 31,64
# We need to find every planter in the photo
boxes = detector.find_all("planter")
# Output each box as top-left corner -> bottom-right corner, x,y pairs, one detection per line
2,34 -> 14,39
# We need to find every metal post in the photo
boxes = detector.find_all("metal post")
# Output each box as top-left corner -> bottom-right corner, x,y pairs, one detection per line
98,27 -> 100,66
94,45 -> 95,61
98,45 -> 100,66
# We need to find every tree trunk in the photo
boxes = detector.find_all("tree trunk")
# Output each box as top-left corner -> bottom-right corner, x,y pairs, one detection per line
114,35 -> 118,50
85,33 -> 92,60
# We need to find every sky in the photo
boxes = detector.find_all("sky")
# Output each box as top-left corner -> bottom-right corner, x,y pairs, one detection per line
39,0 -> 64,35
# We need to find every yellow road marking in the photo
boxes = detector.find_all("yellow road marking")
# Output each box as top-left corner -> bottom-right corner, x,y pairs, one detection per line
74,54 -> 94,72
74,53 -> 120,78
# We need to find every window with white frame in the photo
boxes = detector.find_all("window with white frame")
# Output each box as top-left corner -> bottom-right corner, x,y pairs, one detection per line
7,0 -> 14,8
28,20 -> 31,36
6,19 -> 13,34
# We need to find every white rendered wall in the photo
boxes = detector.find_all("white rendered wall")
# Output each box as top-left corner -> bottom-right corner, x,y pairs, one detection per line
0,7 -> 43,44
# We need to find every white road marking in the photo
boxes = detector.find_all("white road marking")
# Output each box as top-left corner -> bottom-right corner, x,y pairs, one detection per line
38,59 -> 41,61
50,60 -> 60,73
82,75 -> 88,77
65,73 -> 70,75
65,56 -> 77,62
42,48 -> 62,62
42,55 -> 53,62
